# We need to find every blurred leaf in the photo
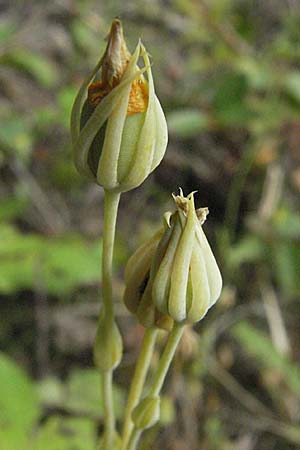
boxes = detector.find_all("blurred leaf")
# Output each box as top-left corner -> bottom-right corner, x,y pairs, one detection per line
213,73 -> 254,126
0,116 -> 33,155
50,156 -> 82,190
271,241 -> 300,297
167,109 -> 209,138
2,49 -> 58,87
0,224 -> 102,295
34,416 -> 96,450
57,87 -> 78,128
233,322 -> 300,395
283,71 -> 300,104
0,427 -> 29,450
0,352 -> 40,433
249,95 -> 291,134
273,207 -> 300,239
0,21 -> 17,42
0,224 -> 42,293
227,235 -> 265,268
269,208 -> 300,296
236,58 -> 274,90
65,368 -> 125,419
71,19 -> 99,54
32,106 -> 57,128
205,416 -> 230,449
0,196 -> 28,221
42,236 -> 102,295
37,377 -> 65,409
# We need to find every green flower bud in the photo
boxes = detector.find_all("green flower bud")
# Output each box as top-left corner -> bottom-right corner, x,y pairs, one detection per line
70,19 -> 168,193
152,190 -> 222,323
132,396 -> 160,430
124,190 -> 222,326
123,225 -> 173,331
94,312 -> 123,371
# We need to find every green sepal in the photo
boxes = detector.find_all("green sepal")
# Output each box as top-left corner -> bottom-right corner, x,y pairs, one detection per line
152,218 -> 182,314
168,195 -> 196,322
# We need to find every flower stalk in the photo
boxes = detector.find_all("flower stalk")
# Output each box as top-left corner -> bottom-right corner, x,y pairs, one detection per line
121,327 -> 158,450
125,322 -> 184,450
101,191 -> 120,315
147,322 -> 184,397
94,190 -> 122,450
102,370 -> 115,449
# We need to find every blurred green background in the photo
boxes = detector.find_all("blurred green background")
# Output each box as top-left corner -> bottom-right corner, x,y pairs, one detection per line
1,0 -> 300,449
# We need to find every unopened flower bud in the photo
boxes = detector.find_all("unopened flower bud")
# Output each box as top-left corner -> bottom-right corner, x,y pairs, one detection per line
152,190 -> 222,323
71,19 -> 168,193
123,226 -> 173,331
124,190 -> 222,326
94,312 -> 123,371
132,396 -> 160,430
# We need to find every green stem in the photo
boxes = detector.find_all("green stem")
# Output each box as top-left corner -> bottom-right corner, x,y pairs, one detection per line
102,190 -> 121,315
125,322 -> 184,450
121,328 -> 158,450
102,370 -> 115,449
126,429 -> 142,450
101,190 -> 121,450
148,322 -> 184,397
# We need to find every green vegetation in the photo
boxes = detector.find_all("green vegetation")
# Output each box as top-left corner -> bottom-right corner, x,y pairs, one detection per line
0,1 -> 300,449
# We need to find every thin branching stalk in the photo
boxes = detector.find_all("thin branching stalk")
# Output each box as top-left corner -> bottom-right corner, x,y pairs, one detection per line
127,429 -> 142,450
121,327 -> 158,449
125,322 -> 184,450
148,322 -> 184,397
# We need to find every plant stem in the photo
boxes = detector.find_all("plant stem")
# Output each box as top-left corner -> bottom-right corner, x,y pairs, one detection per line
126,429 -> 142,450
102,190 -> 121,315
121,327 -> 158,450
101,189 -> 121,450
125,322 -> 184,450
102,370 -> 115,449
148,322 -> 184,397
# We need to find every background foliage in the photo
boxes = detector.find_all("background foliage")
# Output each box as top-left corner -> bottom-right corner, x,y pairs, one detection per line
0,0 -> 300,449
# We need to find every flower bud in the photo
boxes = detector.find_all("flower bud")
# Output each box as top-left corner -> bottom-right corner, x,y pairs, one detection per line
132,396 -> 160,430
71,19 -> 168,193
152,190 -> 222,323
93,312 -> 123,371
124,190 -> 222,326
123,224 -> 173,331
